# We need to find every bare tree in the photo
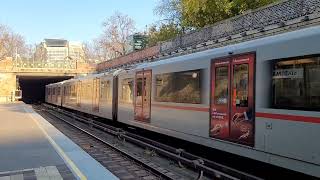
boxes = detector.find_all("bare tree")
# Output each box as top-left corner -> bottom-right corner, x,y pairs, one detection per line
25,44 -> 36,59
83,41 -> 95,62
83,41 -> 101,63
0,24 -> 27,60
99,11 -> 136,59
154,0 -> 182,25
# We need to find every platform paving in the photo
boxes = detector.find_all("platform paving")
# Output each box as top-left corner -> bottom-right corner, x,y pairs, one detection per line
0,103 -> 64,172
0,102 -> 118,180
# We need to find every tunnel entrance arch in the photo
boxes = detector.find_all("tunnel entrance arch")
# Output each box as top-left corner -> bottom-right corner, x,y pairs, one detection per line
17,75 -> 73,104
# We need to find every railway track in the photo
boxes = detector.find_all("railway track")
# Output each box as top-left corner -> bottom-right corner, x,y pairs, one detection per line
34,104 -> 263,180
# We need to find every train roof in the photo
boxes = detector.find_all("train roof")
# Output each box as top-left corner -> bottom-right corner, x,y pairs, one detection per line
58,71 -> 114,84
46,81 -> 64,87
132,25 -> 320,70
47,25 -> 320,87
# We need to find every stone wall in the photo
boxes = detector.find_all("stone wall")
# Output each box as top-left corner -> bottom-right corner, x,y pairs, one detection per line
96,45 -> 160,72
0,73 -> 16,103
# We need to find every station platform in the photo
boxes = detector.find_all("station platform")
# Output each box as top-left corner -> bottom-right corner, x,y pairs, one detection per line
0,102 -> 118,180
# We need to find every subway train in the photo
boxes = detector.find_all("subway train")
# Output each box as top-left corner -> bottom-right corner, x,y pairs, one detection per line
46,26 -> 320,178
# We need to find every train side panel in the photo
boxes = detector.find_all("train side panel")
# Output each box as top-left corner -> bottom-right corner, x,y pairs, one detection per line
49,26 -> 320,177
116,26 -> 320,177
61,74 -> 114,120
150,58 -> 211,137
98,75 -> 113,119
45,83 -> 62,106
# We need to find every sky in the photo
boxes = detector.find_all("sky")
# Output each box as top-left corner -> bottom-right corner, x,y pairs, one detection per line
0,0 -> 160,44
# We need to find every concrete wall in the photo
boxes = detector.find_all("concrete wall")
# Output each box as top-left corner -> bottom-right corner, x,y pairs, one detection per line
0,73 -> 16,103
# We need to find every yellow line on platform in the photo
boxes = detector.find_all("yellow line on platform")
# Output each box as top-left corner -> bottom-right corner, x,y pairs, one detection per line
24,106 -> 87,180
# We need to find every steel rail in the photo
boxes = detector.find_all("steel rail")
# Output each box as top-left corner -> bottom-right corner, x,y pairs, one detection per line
43,103 -> 263,180
40,105 -> 176,180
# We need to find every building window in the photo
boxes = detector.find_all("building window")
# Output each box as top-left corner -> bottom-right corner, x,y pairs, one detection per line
272,56 -> 320,111
155,70 -> 201,104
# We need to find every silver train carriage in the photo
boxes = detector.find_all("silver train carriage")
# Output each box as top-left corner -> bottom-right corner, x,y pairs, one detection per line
45,26 -> 320,178
45,82 -> 63,106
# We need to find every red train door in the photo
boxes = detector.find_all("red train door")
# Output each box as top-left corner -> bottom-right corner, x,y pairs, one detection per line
143,70 -> 152,121
210,53 -> 255,146
134,70 -> 151,123
210,58 -> 231,139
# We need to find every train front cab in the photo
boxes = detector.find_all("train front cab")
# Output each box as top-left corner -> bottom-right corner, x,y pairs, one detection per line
46,83 -> 62,106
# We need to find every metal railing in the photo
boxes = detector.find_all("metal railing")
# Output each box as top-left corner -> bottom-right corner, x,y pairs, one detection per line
13,60 -> 76,69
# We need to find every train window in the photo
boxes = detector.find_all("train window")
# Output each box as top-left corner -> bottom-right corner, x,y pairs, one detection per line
52,88 -> 56,95
71,85 -> 76,97
215,66 -> 229,105
82,82 -> 91,98
87,83 -> 92,98
81,83 -> 85,97
155,70 -> 201,104
136,77 -> 143,97
57,87 -> 61,96
70,85 -> 76,97
120,78 -> 134,103
233,64 -> 249,107
101,80 -> 111,101
67,86 -> 71,96
273,57 -> 320,110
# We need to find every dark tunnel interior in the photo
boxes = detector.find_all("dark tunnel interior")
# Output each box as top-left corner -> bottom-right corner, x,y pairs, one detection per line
18,76 -> 73,104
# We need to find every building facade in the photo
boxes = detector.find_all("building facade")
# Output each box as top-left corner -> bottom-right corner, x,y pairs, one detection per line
35,39 -> 85,64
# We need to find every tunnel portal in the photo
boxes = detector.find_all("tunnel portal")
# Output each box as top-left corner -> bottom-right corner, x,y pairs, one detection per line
18,76 -> 72,104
